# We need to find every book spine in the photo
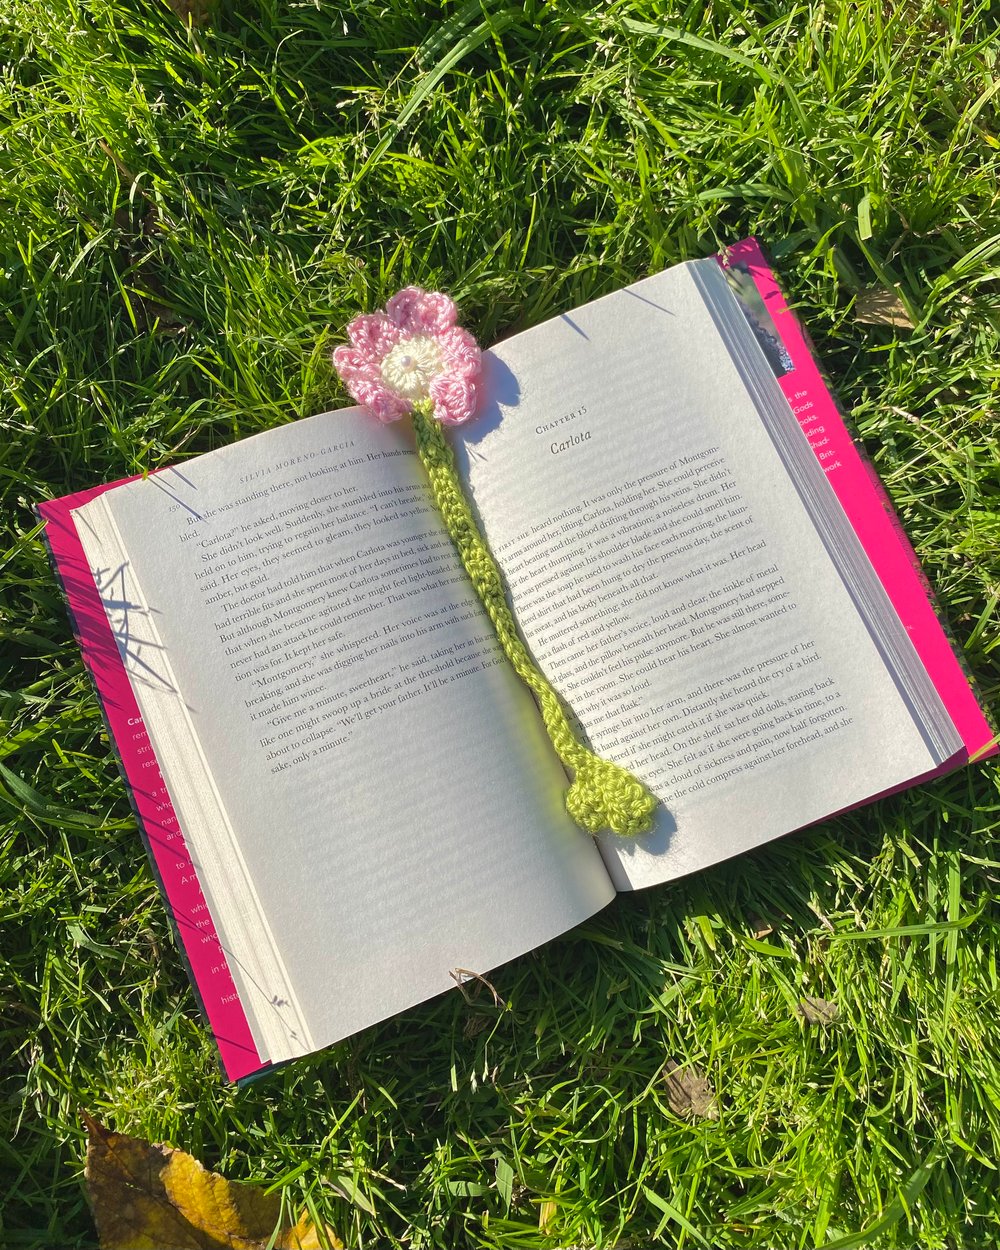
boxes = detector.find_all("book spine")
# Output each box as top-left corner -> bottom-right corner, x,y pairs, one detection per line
37,485 -> 265,1083
720,238 -> 996,762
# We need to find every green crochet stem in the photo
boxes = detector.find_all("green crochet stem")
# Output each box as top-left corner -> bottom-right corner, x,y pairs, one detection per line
412,401 -> 657,838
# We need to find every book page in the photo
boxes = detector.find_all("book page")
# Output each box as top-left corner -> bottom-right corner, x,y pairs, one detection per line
455,262 -> 955,889
74,410 -> 613,1063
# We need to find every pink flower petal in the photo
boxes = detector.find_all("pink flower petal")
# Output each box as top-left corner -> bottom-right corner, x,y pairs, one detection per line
345,313 -> 401,362
334,357 -> 411,422
332,345 -> 380,383
354,376 -> 412,422
429,373 -> 477,426
436,325 -> 481,381
385,288 -> 457,335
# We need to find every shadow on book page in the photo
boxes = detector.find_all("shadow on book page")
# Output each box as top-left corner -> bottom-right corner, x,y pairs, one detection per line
90,560 -> 178,697
459,353 -> 521,451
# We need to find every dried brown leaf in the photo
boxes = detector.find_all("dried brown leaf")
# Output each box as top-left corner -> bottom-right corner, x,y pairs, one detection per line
83,1112 -> 341,1250
798,996 -> 840,1026
164,0 -> 218,25
134,295 -> 186,334
662,1059 -> 719,1120
854,287 -> 916,329
462,1012 -> 492,1040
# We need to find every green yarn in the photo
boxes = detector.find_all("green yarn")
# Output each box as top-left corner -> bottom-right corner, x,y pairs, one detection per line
412,402 -> 657,838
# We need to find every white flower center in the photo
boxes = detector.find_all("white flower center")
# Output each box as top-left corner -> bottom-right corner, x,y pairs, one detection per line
380,335 -> 443,401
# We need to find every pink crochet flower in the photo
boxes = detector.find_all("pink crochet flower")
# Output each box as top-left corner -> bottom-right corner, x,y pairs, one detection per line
333,288 -> 481,426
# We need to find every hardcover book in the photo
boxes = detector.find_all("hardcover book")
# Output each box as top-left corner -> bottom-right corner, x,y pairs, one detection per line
39,239 -> 996,1082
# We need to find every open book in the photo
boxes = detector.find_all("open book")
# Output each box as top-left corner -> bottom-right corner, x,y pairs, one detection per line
40,240 -> 995,1082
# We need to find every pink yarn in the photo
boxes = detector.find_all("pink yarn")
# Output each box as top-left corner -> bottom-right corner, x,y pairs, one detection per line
436,326 -> 481,380
429,374 -> 477,426
385,288 -> 457,335
346,313 -> 401,359
333,287 -> 481,425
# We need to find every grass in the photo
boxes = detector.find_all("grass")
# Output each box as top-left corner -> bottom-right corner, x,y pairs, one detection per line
1,0 -> 999,1245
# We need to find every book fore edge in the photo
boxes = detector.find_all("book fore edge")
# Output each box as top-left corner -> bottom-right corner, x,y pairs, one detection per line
87,491 -> 315,1063
690,259 -> 960,766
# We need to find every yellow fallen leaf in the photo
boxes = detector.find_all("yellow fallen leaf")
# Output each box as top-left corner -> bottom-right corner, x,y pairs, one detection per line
83,1112 -> 341,1250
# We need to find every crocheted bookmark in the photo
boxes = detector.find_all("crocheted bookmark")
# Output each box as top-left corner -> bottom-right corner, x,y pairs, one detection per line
333,288 -> 657,838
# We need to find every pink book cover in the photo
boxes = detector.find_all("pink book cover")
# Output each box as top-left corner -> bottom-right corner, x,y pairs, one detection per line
37,485 -> 266,1083
38,239 -> 996,1080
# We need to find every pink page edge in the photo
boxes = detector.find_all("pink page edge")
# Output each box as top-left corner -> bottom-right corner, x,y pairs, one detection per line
38,484 -> 265,1083
719,237 -> 996,766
